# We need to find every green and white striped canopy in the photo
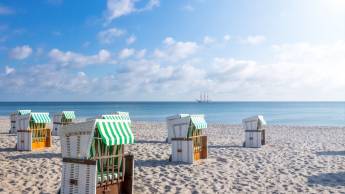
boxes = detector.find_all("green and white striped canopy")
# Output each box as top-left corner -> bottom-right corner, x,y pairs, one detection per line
190,115 -> 207,129
96,119 -> 134,146
102,114 -> 131,122
115,112 -> 131,121
63,111 -> 75,120
18,110 -> 31,115
31,112 -> 51,123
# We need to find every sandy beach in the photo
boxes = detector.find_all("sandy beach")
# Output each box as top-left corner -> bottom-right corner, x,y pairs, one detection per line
1,118 -> 345,193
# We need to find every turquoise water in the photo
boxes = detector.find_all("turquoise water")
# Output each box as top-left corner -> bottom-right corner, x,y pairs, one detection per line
0,102 -> 344,126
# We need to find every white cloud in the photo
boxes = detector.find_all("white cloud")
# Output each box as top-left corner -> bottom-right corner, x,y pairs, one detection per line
78,71 -> 86,77
203,36 -> 215,45
2,38 -> 344,101
49,49 -> 113,67
163,37 -> 175,45
157,37 -> 199,61
5,66 -> 15,75
106,0 -> 160,22
205,41 -> 345,100
126,35 -> 136,45
136,49 -> 146,58
0,5 -> 14,15
98,27 -> 125,44
118,48 -> 135,59
9,45 -> 33,60
224,34 -> 231,42
240,35 -> 266,45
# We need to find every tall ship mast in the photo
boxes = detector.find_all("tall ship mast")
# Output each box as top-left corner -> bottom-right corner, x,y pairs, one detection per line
196,92 -> 211,103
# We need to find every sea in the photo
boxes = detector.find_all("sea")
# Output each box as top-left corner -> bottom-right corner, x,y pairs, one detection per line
0,102 -> 344,126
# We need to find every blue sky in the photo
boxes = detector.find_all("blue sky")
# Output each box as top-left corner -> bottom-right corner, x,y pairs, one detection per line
0,0 -> 344,101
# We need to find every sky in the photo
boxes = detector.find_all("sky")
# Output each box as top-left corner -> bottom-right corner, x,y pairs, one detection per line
0,0 -> 344,101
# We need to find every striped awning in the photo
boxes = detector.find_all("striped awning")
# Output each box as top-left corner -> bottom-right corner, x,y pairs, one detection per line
115,112 -> 131,121
63,111 -> 75,120
190,115 -> 207,129
102,114 -> 131,122
31,112 -> 51,123
96,119 -> 134,146
18,110 -> 31,115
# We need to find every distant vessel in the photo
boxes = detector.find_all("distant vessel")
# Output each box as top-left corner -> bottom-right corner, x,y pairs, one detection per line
196,92 -> 211,103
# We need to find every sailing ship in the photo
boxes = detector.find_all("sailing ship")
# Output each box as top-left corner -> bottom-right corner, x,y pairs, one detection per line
196,92 -> 211,103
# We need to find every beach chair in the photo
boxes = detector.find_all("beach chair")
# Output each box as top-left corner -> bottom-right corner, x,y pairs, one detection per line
242,115 -> 267,148
101,112 -> 131,123
16,112 -> 52,151
166,114 -> 189,143
52,111 -> 76,136
86,112 -> 131,123
169,114 -> 208,164
59,118 -> 134,194
9,110 -> 31,134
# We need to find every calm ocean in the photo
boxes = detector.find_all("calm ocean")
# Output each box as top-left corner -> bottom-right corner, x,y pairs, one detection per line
0,102 -> 344,126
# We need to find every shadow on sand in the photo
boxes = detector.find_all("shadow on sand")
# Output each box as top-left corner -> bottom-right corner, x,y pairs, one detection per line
7,152 -> 62,160
135,159 -> 190,167
0,147 -> 16,152
316,151 -> 345,156
135,140 -> 167,144
208,145 -> 243,149
308,172 -> 345,187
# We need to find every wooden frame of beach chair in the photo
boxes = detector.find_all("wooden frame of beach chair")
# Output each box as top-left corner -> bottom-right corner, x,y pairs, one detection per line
16,112 -> 51,151
170,114 -> 208,163
166,114 -> 189,143
243,115 -> 267,148
52,111 -> 76,136
59,119 -> 134,194
9,110 -> 31,134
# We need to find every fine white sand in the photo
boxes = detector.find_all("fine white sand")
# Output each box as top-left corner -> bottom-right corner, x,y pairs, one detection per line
1,118 -> 345,193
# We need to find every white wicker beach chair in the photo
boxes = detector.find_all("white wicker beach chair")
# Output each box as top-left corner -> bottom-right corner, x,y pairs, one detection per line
169,114 -> 208,164
242,115 -> 267,148
9,110 -> 31,134
59,118 -> 135,194
52,111 -> 76,136
17,112 -> 51,151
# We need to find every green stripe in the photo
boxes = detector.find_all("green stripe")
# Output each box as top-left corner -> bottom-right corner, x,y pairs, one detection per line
31,112 -> 51,123
95,119 -> 134,146
190,115 -> 207,129
63,111 -> 75,119
18,110 -> 31,115
117,122 -> 126,144
111,122 -> 120,145
102,121 -> 114,145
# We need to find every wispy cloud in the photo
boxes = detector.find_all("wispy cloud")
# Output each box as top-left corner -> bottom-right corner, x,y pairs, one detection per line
203,36 -> 215,45
105,0 -> 160,23
240,35 -> 266,45
224,34 -> 231,42
2,36 -> 344,100
0,5 -> 14,15
49,49 -> 114,68
155,37 -> 199,61
5,66 -> 15,75
9,45 -> 33,60
52,31 -> 62,36
126,35 -> 136,45
118,48 -> 135,59
98,27 -> 125,44
182,4 -> 195,12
